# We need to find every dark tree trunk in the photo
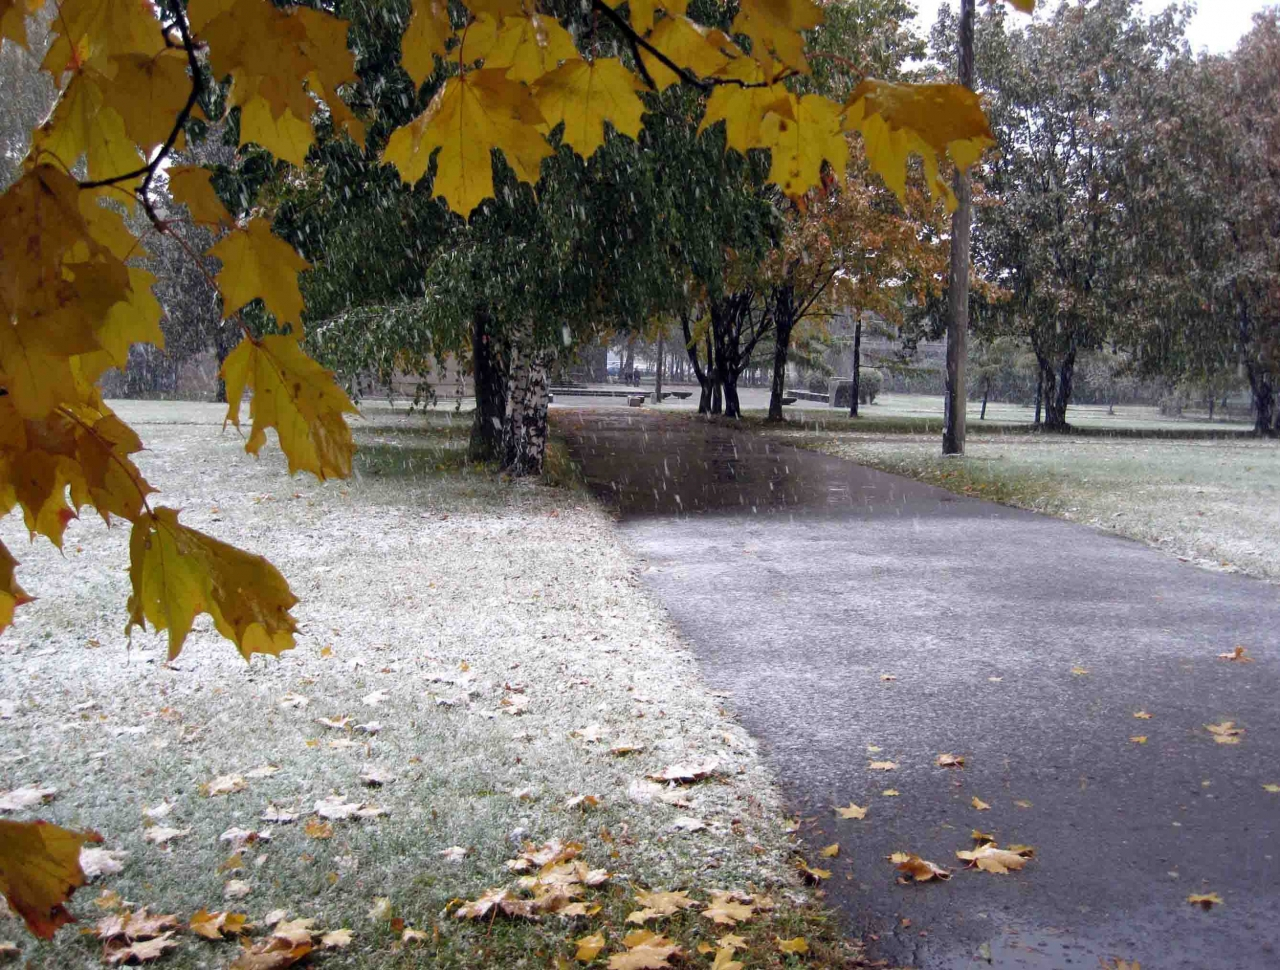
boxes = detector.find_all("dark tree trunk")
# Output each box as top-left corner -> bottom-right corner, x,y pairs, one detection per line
654,332 -> 664,403
849,318 -> 862,418
213,322 -> 241,403
469,305 -> 506,462
942,0 -> 975,456
1033,370 -> 1043,428
1247,365 -> 1277,437
681,309 -> 712,414
708,329 -> 722,415
1042,349 -> 1077,432
622,338 -> 635,384
767,294 -> 795,423
1208,396 -> 1215,421
980,383 -> 989,420
502,321 -> 553,476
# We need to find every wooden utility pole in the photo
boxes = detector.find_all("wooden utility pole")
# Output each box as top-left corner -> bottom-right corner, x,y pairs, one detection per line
942,0 -> 975,456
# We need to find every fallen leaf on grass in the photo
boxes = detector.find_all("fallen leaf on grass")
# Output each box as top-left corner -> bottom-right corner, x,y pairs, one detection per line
609,744 -> 645,756
835,803 -> 867,820
609,931 -> 681,969
869,761 -> 898,771
576,931 -> 606,961
626,890 -> 698,923
273,918 -> 317,945
189,910 -> 249,939
142,827 -> 190,846
971,797 -> 990,811
501,695 -> 530,715
440,846 -> 468,863
565,794 -> 601,810
315,716 -> 351,731
203,775 -> 247,797
648,762 -> 718,784
701,892 -> 754,926
104,932 -> 178,964
358,765 -> 396,787
277,693 -> 309,709
229,939 -> 313,969
224,879 -> 252,900
1130,736 -> 1148,744
775,936 -> 810,955
402,927 -> 429,943
796,859 -> 831,883
1218,647 -> 1253,662
0,787 -> 56,812
142,802 -> 173,821
956,842 -> 1033,874
711,946 -> 743,970
246,765 -> 280,779
262,805 -> 299,824
362,690 -> 390,707
97,908 -> 179,940
670,817 -> 706,833
1187,892 -> 1223,909
935,754 -> 965,768
320,929 -> 353,948
1205,722 -> 1243,745
506,840 -> 582,872
820,843 -> 840,858
315,795 -> 384,820
890,852 -> 950,882
80,847 -> 128,879
304,820 -> 333,840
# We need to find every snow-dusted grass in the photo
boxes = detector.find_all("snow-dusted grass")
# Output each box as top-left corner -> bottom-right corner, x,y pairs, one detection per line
0,402 -> 828,968
782,425 -> 1280,582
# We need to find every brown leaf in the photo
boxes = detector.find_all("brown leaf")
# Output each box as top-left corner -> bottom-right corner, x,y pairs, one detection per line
935,753 -> 965,768
203,774 -> 247,797
1205,722 -> 1243,745
1217,646 -> 1253,662
955,842 -> 1033,875
1187,892 -> 1223,909
0,788 -> 56,812
647,761 -> 718,784
189,909 -> 248,940
104,932 -> 179,964
889,851 -> 950,882
868,761 -> 898,771
229,939 -> 313,970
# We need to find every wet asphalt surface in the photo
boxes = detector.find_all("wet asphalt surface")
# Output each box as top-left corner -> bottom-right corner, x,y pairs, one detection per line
555,408 -> 1280,970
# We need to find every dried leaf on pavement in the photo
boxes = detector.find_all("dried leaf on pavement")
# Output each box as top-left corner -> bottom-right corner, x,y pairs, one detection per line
890,851 -> 951,882
1205,722 -> 1243,745
955,842 -> 1033,875
1187,892 -> 1223,909
835,802 -> 867,820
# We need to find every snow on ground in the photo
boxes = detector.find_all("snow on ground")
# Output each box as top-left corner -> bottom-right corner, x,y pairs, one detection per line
0,401 -> 798,967
790,428 -> 1280,582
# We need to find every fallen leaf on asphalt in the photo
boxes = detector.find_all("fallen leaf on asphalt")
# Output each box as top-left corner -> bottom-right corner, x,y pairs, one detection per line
304,820 -> 333,840
1104,960 -> 1141,970
956,842 -> 1033,874
224,879 -> 252,900
1014,800 -> 1033,809
796,859 -> 831,883
189,910 -> 249,939
988,676 -> 1003,682
1133,711 -> 1153,719
1263,784 -> 1280,793
142,827 -> 190,846
701,892 -> 755,926
203,775 -> 247,797
320,929 -> 353,948
1071,666 -> 1089,676
820,843 -> 840,858
0,787 -> 56,812
1205,722 -> 1243,745
882,789 -> 900,796
80,847 -> 128,879
775,936 -> 810,955
1130,736 -> 1148,744
608,930 -> 681,970
1217,647 -> 1253,662
576,931 -> 606,961
1187,893 -> 1223,909
835,803 -> 867,820
935,754 -> 965,768
104,932 -> 178,964
648,762 -> 718,784
971,797 -> 990,811
710,946 -> 744,970
971,829 -> 995,842
890,852 -> 950,882
880,674 -> 897,682
867,745 -> 882,753
869,761 -> 898,771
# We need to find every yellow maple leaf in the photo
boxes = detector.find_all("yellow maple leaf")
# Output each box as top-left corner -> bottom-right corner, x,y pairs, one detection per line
710,946 -> 743,970
166,167 -> 233,228
796,859 -> 830,882
220,334 -> 357,480
0,819 -> 101,939
239,97 -> 315,168
1,0 -> 41,48
732,0 -> 822,73
42,0 -> 164,77
0,541 -> 33,633
101,50 -> 192,153
608,932 -> 681,970
1186,892 -> 1223,909
971,796 -> 990,811
33,71 -> 143,184
481,13 -> 579,84
699,57 -> 791,153
955,842 -> 1033,875
757,92 -> 847,199
835,802 -> 867,820
775,936 -> 810,955
402,0 -> 453,85
819,843 -> 840,858
209,219 -> 311,331
1205,721 -> 1243,745
845,80 -> 994,206
575,931 -> 606,961
126,507 -> 300,660
384,69 -> 552,215
628,0 -> 689,34
535,57 -> 647,158
639,16 -> 733,90
889,851 -> 950,882
701,892 -> 754,926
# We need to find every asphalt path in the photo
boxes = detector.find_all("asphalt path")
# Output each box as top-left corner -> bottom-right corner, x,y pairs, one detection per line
556,408 -> 1280,970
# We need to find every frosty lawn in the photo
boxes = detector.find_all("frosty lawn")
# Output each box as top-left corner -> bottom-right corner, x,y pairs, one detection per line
0,402 -> 845,968
779,421 -> 1280,581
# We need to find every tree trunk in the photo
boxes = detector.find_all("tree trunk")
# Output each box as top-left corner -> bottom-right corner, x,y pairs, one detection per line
469,305 -> 506,461
1043,350 -> 1077,432
849,318 -> 862,418
1208,396 -> 1215,421
681,309 -> 712,414
654,332 -> 664,403
980,383 -> 989,420
622,338 -> 635,385
767,300 -> 795,423
502,322 -> 553,476
708,329 -> 722,415
1247,365 -> 1277,437
942,0 -> 975,456
1033,370 -> 1043,427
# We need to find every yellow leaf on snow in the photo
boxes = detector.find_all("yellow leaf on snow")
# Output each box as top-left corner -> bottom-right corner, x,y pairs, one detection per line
167,166 -> 233,228
481,13 -> 579,84
0,541 -> 33,633
383,69 -> 552,216
209,219 -> 310,330
731,0 -> 822,73
575,931 -> 606,961
535,57 -> 647,158
757,92 -> 847,199
0,819 -> 101,939
220,334 -> 358,480
402,0 -> 454,86
126,507 -> 300,661
844,80 -> 994,206
955,842 -> 1033,875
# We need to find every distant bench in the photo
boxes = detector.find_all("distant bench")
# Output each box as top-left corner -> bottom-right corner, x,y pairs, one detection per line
550,387 -> 693,401
786,388 -> 829,404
